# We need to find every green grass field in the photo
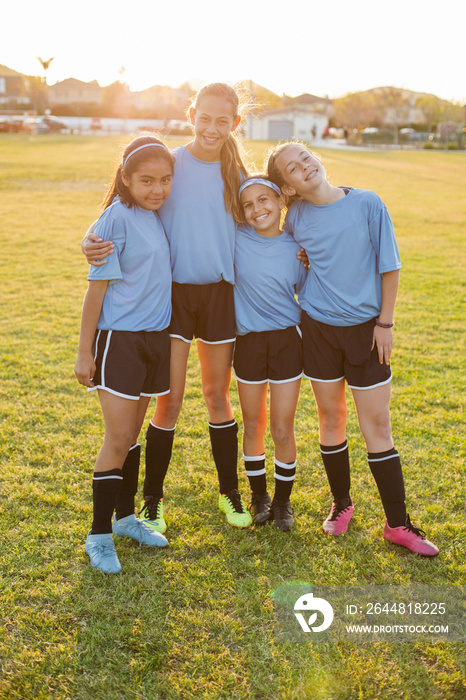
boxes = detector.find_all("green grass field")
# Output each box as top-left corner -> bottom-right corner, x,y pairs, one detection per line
0,134 -> 465,699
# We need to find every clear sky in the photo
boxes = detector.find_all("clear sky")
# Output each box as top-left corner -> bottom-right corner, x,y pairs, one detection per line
2,0 -> 465,104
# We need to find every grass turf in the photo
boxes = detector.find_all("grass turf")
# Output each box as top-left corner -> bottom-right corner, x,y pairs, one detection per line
0,134 -> 465,699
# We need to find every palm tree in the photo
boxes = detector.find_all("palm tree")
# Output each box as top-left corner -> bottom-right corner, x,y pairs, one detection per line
36,57 -> 54,114
37,56 -> 54,84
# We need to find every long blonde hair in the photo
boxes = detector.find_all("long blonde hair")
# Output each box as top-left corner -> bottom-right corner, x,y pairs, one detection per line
189,83 -> 251,224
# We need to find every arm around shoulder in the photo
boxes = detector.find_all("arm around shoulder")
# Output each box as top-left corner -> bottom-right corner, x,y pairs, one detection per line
81,219 -> 115,266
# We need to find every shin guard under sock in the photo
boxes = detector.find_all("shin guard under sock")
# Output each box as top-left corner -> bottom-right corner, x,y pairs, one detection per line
368,447 -> 407,528
320,440 -> 351,501
209,420 -> 239,493
274,458 -> 296,501
144,422 -> 175,499
115,444 -> 140,520
91,468 -> 123,534
244,454 -> 267,495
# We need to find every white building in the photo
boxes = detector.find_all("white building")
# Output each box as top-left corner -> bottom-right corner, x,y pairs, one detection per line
48,78 -> 103,107
245,106 -> 329,141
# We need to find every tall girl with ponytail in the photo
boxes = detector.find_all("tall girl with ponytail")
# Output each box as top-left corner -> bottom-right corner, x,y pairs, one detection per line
83,84 -> 253,531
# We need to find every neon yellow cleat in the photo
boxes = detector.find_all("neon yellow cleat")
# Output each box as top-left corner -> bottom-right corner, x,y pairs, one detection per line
218,490 -> 252,529
139,496 -> 167,534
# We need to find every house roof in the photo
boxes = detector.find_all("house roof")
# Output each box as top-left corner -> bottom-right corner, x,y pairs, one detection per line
50,78 -> 101,89
0,64 -> 24,78
285,93 -> 333,106
254,106 -> 326,119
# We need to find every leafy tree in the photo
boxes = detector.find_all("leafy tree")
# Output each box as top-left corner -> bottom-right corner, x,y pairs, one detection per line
333,91 -> 378,130
25,75 -> 47,112
416,95 -> 463,132
101,81 -> 130,117
376,87 -> 409,144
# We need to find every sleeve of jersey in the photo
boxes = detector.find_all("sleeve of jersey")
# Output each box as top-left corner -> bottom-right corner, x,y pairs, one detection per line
369,204 -> 402,274
87,215 -> 125,284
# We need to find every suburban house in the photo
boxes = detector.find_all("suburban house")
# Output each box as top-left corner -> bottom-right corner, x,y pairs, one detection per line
244,91 -> 333,141
48,78 -> 103,107
245,105 -> 329,141
0,64 -> 29,106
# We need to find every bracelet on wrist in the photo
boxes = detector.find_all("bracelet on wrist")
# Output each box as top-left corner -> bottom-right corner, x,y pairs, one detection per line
375,318 -> 394,328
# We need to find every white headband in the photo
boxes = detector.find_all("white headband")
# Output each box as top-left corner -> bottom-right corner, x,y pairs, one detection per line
239,178 -> 282,197
123,143 -> 168,167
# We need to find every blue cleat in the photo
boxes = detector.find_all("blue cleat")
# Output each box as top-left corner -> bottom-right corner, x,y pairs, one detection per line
112,513 -> 168,547
85,531 -> 122,574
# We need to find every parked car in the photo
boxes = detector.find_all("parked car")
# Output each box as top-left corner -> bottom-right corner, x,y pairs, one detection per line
166,119 -> 191,135
42,116 -> 68,132
0,116 -> 25,132
25,116 -> 68,133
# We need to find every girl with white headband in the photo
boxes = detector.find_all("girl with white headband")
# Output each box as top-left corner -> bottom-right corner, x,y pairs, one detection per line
75,135 -> 175,573
81,84 -> 253,532
234,175 -> 307,530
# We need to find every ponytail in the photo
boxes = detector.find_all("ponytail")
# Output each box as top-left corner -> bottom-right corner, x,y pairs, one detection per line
220,133 -> 248,224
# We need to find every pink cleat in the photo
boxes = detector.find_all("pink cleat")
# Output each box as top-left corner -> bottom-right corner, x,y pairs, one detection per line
383,515 -> 439,557
322,498 -> 354,536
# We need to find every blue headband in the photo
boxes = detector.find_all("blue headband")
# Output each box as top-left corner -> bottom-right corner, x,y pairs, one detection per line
123,143 -> 168,167
239,178 -> 282,197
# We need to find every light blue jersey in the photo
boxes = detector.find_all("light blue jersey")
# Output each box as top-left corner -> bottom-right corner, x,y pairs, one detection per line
234,225 -> 307,336
158,146 -> 236,285
285,188 -> 401,327
88,197 -> 171,332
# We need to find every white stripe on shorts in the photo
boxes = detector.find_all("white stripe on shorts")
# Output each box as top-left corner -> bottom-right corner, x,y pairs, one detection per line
348,373 -> 392,391
101,329 -> 112,388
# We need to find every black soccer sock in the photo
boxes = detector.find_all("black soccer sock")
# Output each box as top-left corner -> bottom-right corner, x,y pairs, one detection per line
244,454 -> 267,495
209,420 -> 239,493
91,468 -> 123,534
115,444 -> 140,520
320,440 -> 351,502
273,458 -> 296,501
144,422 -> 175,499
368,447 -> 407,528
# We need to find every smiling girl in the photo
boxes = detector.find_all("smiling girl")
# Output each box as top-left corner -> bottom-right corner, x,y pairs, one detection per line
233,176 -> 307,530
75,136 -> 173,573
82,84 -> 253,531
267,142 -> 438,556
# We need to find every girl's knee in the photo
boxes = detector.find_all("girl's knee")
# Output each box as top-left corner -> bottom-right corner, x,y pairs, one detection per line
243,418 -> 267,442
270,423 -> 294,450
359,412 -> 392,445
202,385 -> 230,414
104,432 -> 134,458
319,409 -> 346,435
155,393 -> 183,425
